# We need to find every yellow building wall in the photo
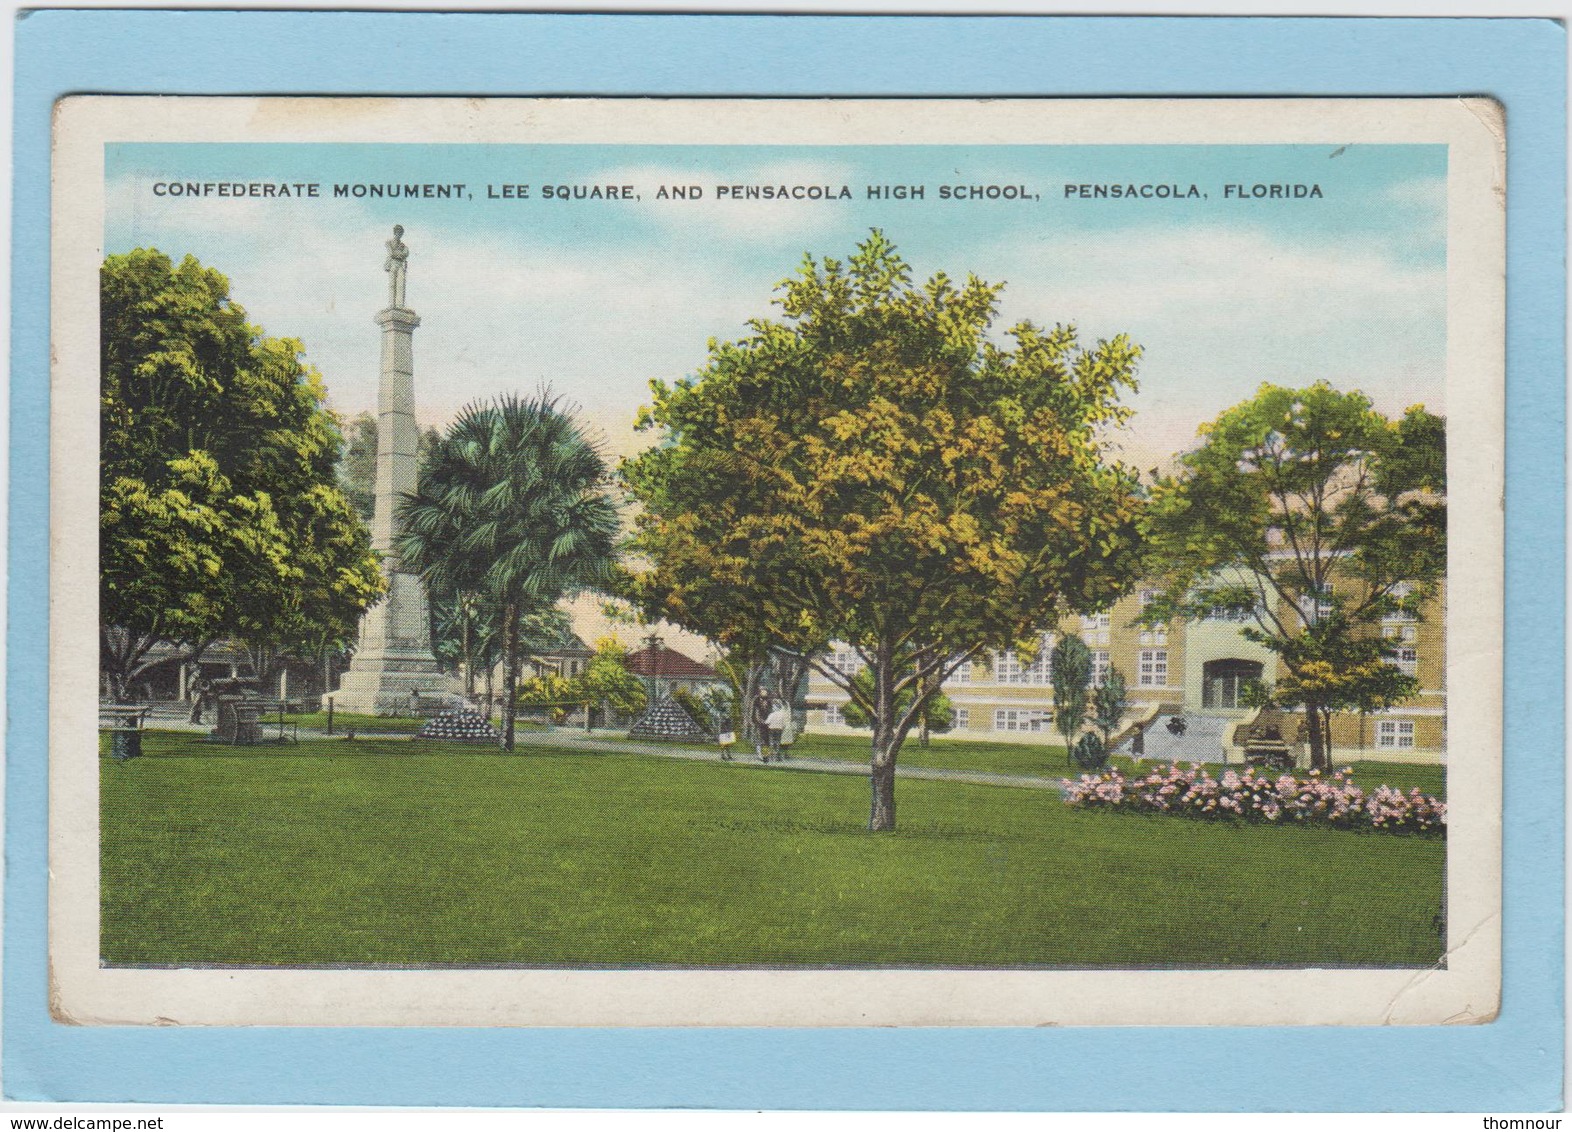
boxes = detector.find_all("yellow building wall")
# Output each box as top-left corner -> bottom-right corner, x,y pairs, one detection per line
805,578 -> 1446,759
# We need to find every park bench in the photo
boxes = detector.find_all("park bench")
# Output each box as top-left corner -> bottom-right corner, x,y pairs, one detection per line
1242,710 -> 1303,770
254,698 -> 300,743
99,703 -> 152,761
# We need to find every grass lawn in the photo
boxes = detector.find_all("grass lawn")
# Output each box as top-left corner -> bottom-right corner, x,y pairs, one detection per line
783,732 -> 1445,797
102,732 -> 1444,969
283,711 -> 427,734
787,732 -> 1071,777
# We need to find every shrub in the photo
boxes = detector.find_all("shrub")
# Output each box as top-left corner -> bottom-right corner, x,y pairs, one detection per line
1070,731 -> 1108,770
1061,763 -> 1445,835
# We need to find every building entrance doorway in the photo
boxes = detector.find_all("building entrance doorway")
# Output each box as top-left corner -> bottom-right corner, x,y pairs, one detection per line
1201,658 -> 1264,710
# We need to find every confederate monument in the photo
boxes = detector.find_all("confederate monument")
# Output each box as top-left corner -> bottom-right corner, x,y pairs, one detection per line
333,226 -> 451,714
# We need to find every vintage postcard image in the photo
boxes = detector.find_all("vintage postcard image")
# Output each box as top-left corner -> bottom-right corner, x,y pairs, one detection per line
51,97 -> 1503,1026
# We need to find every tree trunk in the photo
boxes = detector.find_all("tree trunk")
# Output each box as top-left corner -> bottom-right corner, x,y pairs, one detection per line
741,661 -> 764,745
869,740 -> 897,832
501,606 -> 519,752
1305,703 -> 1328,770
770,647 -> 811,733
462,618 -> 475,698
107,670 -> 131,705
867,644 -> 899,832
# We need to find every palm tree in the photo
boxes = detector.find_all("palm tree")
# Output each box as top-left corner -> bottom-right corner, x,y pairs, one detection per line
398,394 -> 619,750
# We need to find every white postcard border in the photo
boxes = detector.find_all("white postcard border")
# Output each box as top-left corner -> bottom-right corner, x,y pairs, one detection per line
50,96 -> 1503,1028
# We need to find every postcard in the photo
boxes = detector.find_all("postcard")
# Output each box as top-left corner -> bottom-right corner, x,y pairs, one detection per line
51,96 -> 1503,1027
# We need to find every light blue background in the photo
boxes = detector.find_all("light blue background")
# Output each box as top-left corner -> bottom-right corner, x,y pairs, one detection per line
9,12 -> 1564,1110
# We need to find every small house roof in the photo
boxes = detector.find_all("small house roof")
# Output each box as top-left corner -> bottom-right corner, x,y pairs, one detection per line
529,627 -> 593,658
624,643 -> 718,681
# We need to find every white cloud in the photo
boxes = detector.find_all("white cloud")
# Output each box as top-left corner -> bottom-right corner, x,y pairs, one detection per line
108,169 -> 1447,476
978,223 -> 1446,447
123,209 -> 776,444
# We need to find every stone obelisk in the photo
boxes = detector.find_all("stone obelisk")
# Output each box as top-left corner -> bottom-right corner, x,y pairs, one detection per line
333,226 -> 450,714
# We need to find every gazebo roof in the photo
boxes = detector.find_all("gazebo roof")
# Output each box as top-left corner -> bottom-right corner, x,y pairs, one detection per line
623,643 -> 718,681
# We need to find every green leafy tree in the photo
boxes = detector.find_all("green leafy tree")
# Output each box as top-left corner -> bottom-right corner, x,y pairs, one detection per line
1049,635 -> 1093,764
1268,633 -> 1420,758
1091,667 -> 1129,744
338,411 -> 378,523
1144,382 -> 1444,768
838,665 -> 955,739
709,648 -> 769,743
517,671 -> 578,723
1070,732 -> 1106,770
1080,666 -> 1128,770
429,590 -> 496,697
577,637 -> 649,726
398,394 -> 620,751
100,249 -> 383,702
697,683 -> 739,735
623,231 -> 1145,830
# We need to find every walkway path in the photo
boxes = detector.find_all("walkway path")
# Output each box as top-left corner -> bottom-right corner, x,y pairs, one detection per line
138,712 -> 1070,790
150,720 -> 1068,792
507,729 -> 1068,791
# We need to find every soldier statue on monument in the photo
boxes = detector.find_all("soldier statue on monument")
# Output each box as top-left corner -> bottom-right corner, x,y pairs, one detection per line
384,224 -> 409,308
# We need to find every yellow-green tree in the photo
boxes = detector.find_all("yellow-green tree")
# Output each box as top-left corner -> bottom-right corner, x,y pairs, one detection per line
1143,383 -> 1445,768
623,232 -> 1145,830
577,638 -> 648,725
100,249 -> 383,702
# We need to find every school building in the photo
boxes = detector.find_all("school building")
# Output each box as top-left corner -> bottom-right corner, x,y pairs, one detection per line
805,575 -> 1446,766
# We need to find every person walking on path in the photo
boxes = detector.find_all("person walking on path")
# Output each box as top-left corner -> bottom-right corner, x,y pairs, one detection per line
765,702 -> 791,762
188,676 -> 211,725
751,688 -> 777,763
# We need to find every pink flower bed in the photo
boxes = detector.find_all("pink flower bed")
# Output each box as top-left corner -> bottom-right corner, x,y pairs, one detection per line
1061,763 -> 1445,835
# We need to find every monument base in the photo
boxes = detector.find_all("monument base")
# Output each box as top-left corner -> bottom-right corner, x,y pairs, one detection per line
331,653 -> 458,716
332,570 -> 458,715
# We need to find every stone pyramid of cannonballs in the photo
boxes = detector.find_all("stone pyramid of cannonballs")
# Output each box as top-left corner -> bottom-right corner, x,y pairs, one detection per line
627,695 -> 712,742
416,708 -> 501,743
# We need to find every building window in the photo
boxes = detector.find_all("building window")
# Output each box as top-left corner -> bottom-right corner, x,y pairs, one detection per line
1377,720 -> 1416,749
1300,583 -> 1335,626
994,635 -> 1052,684
939,652 -> 973,687
1204,605 -> 1258,623
1092,651 -> 1110,685
953,707 -> 969,730
1139,627 -> 1168,647
994,708 -> 1052,733
1080,612 -> 1111,646
1383,581 -> 1417,624
1139,589 -> 1159,609
1394,647 -> 1418,677
823,703 -> 844,725
1138,649 -> 1168,687
827,648 -> 864,676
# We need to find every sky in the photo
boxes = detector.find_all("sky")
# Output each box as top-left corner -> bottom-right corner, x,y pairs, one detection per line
105,140 -> 1448,478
